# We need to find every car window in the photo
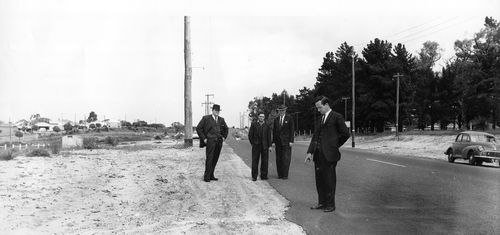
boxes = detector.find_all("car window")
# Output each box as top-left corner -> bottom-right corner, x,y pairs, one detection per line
470,134 -> 496,143
462,134 -> 470,142
455,134 -> 462,142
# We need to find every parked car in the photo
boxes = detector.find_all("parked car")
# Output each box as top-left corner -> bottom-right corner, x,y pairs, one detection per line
444,131 -> 500,166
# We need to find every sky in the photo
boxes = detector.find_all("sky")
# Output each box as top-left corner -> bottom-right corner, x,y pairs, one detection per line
1,0 -> 499,127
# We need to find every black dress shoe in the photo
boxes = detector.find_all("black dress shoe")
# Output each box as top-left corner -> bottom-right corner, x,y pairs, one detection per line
310,204 -> 325,210
252,178 -> 257,181
323,206 -> 336,212
203,179 -> 210,182
282,177 -> 288,180
261,177 -> 268,180
210,177 -> 219,181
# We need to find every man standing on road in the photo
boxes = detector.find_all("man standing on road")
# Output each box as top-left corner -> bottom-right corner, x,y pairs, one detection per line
248,112 -> 272,181
196,104 -> 229,182
272,104 -> 294,179
305,96 -> 350,212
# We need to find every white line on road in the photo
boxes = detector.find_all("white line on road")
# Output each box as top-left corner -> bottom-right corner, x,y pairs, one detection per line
367,158 -> 407,168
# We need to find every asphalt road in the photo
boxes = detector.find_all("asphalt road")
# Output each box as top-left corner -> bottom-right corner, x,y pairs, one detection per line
226,134 -> 500,235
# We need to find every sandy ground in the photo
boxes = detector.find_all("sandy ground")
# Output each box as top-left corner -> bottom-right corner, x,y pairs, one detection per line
352,134 -> 455,159
1,133 -> 497,234
0,140 -> 305,234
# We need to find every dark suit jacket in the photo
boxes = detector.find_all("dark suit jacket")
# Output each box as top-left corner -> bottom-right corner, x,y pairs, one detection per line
272,114 -> 294,146
196,115 -> 229,148
307,110 -> 350,162
248,121 -> 272,149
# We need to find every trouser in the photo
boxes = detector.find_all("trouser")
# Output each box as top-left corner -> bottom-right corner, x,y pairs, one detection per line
314,149 -> 338,207
251,144 -> 269,179
204,137 -> 223,180
275,144 -> 291,178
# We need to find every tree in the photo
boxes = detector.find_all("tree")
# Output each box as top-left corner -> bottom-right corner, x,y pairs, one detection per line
64,122 -> 73,133
15,131 -> 23,142
87,111 -> 97,123
414,41 -> 442,130
358,38 -> 397,132
171,122 -> 184,133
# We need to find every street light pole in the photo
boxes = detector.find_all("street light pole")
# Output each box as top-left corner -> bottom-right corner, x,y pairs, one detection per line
351,53 -> 356,148
342,97 -> 350,119
393,73 -> 403,141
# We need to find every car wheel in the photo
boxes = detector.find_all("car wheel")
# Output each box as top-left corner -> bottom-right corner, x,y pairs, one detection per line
476,159 -> 483,166
467,151 -> 476,165
447,151 -> 455,163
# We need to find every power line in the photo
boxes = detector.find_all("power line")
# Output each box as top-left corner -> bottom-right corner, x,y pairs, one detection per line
391,16 -> 461,42
400,15 -> 480,44
386,16 -> 445,38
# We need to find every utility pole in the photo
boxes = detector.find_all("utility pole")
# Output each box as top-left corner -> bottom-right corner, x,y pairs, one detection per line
184,16 -> 193,147
201,94 -> 214,115
9,117 -> 12,147
341,97 -> 350,119
351,53 -> 356,148
394,73 -> 403,141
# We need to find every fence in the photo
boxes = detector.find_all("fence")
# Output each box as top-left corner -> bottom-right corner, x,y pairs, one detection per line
1,143 -> 51,151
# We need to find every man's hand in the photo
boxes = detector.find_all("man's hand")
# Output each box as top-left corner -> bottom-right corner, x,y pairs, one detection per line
289,142 -> 293,146
268,147 -> 272,152
304,153 -> 312,164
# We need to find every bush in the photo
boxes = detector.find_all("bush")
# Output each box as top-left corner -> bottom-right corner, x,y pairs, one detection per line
64,122 -> 73,133
0,150 -> 13,161
27,148 -> 50,157
53,126 -> 61,133
104,136 -> 119,146
15,131 -> 23,142
83,137 -> 98,149
50,141 -> 62,154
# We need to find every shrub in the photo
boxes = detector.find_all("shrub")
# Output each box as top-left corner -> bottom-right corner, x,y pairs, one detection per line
15,131 -> 23,142
83,137 -> 98,149
64,122 -> 73,133
53,126 -> 61,133
0,150 -> 13,161
104,136 -> 119,146
27,148 -> 50,157
50,141 -> 62,154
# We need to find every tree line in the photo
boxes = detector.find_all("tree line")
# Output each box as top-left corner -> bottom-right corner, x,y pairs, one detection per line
247,17 -> 499,133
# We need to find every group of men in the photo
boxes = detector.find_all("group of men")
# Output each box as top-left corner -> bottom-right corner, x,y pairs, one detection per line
195,95 -> 350,212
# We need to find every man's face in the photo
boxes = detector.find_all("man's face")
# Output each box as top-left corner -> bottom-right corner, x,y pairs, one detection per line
315,101 -> 330,115
278,109 -> 286,116
212,110 -> 220,117
258,114 -> 265,122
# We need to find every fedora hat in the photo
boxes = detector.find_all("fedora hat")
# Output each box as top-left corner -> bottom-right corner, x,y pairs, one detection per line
277,104 -> 288,110
212,104 -> 221,111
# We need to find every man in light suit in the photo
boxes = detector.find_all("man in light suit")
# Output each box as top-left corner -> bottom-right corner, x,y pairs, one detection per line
305,96 -> 350,212
248,112 -> 272,181
196,104 -> 229,182
272,104 -> 294,179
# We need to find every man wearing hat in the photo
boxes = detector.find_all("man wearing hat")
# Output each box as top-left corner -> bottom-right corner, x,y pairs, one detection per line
272,104 -> 295,179
196,104 -> 229,182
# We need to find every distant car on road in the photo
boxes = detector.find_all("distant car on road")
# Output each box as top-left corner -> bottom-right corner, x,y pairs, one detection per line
445,131 -> 500,166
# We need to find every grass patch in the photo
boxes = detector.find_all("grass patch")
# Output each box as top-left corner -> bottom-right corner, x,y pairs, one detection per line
83,137 -> 99,149
27,148 -> 50,157
0,149 -> 14,161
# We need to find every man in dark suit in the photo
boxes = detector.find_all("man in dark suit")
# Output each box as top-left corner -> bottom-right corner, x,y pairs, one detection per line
272,104 -> 294,179
248,112 -> 272,181
196,104 -> 229,182
305,96 -> 350,212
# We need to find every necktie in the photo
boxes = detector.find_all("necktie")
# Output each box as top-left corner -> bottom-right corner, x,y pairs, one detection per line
322,115 -> 326,124
280,116 -> 284,126
215,117 -> 218,123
